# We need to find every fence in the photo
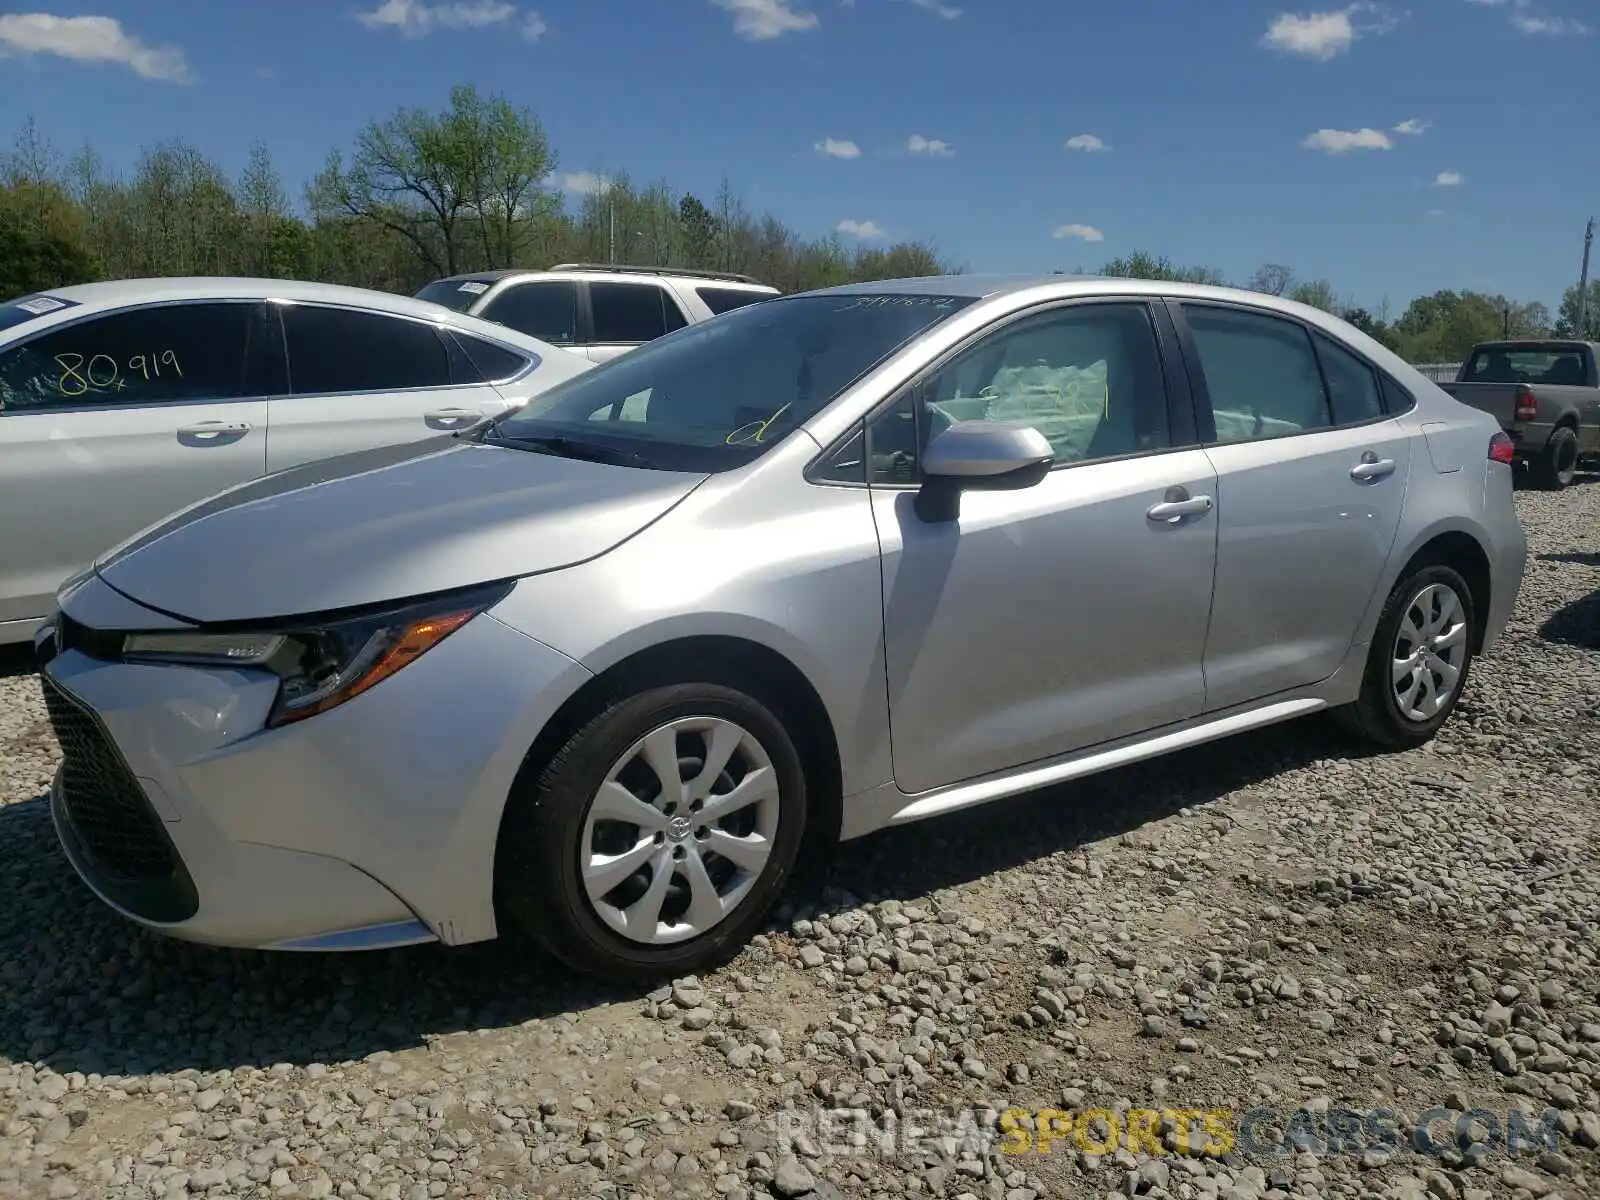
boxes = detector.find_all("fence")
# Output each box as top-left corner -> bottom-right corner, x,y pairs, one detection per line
1413,362 -> 1463,383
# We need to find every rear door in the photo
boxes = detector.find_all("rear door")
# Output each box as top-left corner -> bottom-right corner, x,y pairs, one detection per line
583,279 -> 688,363
268,302 -> 523,472
0,300 -> 271,625
474,280 -> 583,350
1170,300 -> 1414,711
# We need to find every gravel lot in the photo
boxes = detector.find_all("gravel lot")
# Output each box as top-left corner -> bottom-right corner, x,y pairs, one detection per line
1,478 -> 1596,1200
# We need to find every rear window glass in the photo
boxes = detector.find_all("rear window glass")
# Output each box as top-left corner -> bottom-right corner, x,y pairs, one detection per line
696,286 -> 773,316
1465,347 -> 1589,386
0,294 -> 83,333
414,279 -> 495,313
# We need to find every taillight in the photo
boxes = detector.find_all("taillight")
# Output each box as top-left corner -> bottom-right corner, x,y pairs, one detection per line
1488,431 -> 1515,464
1513,386 -> 1538,422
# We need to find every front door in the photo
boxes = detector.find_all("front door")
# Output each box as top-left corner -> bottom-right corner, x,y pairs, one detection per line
0,300 -> 271,625
869,300 -> 1219,795
1172,301 -> 1413,710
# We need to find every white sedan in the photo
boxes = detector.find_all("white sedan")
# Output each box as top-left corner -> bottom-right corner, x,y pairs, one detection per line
0,277 -> 593,646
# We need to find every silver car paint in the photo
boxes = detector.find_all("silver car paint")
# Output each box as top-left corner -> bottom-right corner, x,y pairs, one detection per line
95,436 -> 709,623
0,279 -> 592,642
42,274 -> 1528,952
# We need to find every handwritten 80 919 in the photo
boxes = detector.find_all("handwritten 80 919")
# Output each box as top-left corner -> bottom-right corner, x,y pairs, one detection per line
55,351 -> 184,398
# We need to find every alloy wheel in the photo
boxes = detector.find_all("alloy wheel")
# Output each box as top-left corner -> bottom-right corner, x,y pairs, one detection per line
1390,582 -> 1469,722
579,716 -> 782,946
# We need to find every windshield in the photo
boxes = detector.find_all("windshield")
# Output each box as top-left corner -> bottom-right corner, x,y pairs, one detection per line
414,278 -> 494,313
484,292 -> 975,472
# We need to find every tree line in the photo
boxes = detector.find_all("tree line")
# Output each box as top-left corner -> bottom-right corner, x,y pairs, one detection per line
1,85 -> 1595,366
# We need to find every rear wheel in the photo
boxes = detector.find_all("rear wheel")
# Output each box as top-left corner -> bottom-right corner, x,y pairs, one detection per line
1334,564 -> 1476,750
496,683 -> 807,984
1530,425 -> 1579,490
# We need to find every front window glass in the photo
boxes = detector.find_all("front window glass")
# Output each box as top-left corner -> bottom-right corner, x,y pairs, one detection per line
485,292 -> 975,472
0,302 -> 254,413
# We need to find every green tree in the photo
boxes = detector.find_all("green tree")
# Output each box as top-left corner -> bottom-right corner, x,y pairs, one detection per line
1287,278 -> 1338,312
1393,290 -> 1550,362
1340,307 -> 1400,352
677,194 -> 719,269
1098,250 -> 1226,286
1553,280 -> 1600,339
309,84 -> 556,278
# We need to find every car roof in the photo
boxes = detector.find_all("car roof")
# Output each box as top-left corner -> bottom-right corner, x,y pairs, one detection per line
42,277 -> 486,321
799,271 -> 1361,320
428,267 -> 779,292
21,277 -> 585,360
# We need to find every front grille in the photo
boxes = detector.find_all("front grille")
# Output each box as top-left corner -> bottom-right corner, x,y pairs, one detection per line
42,674 -> 197,922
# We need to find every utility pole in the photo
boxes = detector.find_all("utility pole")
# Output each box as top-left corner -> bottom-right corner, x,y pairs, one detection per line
1578,216 -> 1594,339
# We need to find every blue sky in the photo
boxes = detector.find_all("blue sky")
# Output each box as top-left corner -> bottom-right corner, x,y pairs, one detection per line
0,0 -> 1595,316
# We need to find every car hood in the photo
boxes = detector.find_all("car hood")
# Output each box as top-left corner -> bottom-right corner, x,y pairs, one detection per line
94,436 -> 707,624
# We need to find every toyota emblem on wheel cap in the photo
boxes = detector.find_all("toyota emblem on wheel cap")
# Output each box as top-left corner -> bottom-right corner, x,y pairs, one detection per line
667,815 -> 693,842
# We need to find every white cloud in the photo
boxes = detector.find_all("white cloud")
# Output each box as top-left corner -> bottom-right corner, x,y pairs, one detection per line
837,219 -> 886,239
1052,223 -> 1105,243
814,136 -> 861,159
906,134 -> 953,157
904,0 -> 962,17
1261,3 -> 1395,60
556,171 -> 612,196
1064,133 -> 1110,153
1302,127 -> 1393,153
1392,117 -> 1430,135
1433,170 -> 1464,186
358,0 -> 546,37
1467,0 -> 1590,35
1511,13 -> 1590,34
712,0 -> 819,40
0,13 -> 189,81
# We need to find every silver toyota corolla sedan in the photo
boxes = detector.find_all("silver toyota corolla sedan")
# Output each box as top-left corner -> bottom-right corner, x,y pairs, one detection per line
35,273 -> 1528,982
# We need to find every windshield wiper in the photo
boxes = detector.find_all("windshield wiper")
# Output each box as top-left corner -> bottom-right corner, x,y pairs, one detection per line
482,428 -> 658,469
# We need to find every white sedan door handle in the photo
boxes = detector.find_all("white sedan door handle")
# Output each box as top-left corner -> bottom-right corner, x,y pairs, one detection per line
425,408 -> 478,428
178,421 -> 252,439
1350,456 -> 1396,481
1146,492 -> 1213,523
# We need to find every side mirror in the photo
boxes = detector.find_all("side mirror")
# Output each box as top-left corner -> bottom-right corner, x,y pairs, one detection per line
914,420 -> 1054,523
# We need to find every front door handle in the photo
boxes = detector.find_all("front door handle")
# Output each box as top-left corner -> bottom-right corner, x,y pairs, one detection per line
1146,491 -> 1213,523
178,421 -> 251,439
425,408 -> 478,427
1350,455 -> 1396,481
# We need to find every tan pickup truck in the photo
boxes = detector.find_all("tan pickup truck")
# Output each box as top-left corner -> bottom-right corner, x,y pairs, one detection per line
1440,340 -> 1600,489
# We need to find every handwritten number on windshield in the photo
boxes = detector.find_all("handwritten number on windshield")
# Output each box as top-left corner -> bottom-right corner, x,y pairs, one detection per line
725,403 -> 792,445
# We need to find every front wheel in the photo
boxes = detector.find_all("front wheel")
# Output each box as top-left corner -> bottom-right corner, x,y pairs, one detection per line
1531,425 -> 1579,490
496,683 -> 808,984
1334,564 -> 1477,750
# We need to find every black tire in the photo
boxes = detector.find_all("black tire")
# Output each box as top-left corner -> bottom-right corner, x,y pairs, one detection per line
496,683 -> 808,984
1333,563 -> 1477,751
1530,425 -> 1579,490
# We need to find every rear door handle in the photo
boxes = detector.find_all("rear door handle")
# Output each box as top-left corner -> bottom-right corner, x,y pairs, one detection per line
425,408 -> 478,427
1146,494 -> 1213,523
1350,457 -> 1396,481
178,421 -> 251,439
